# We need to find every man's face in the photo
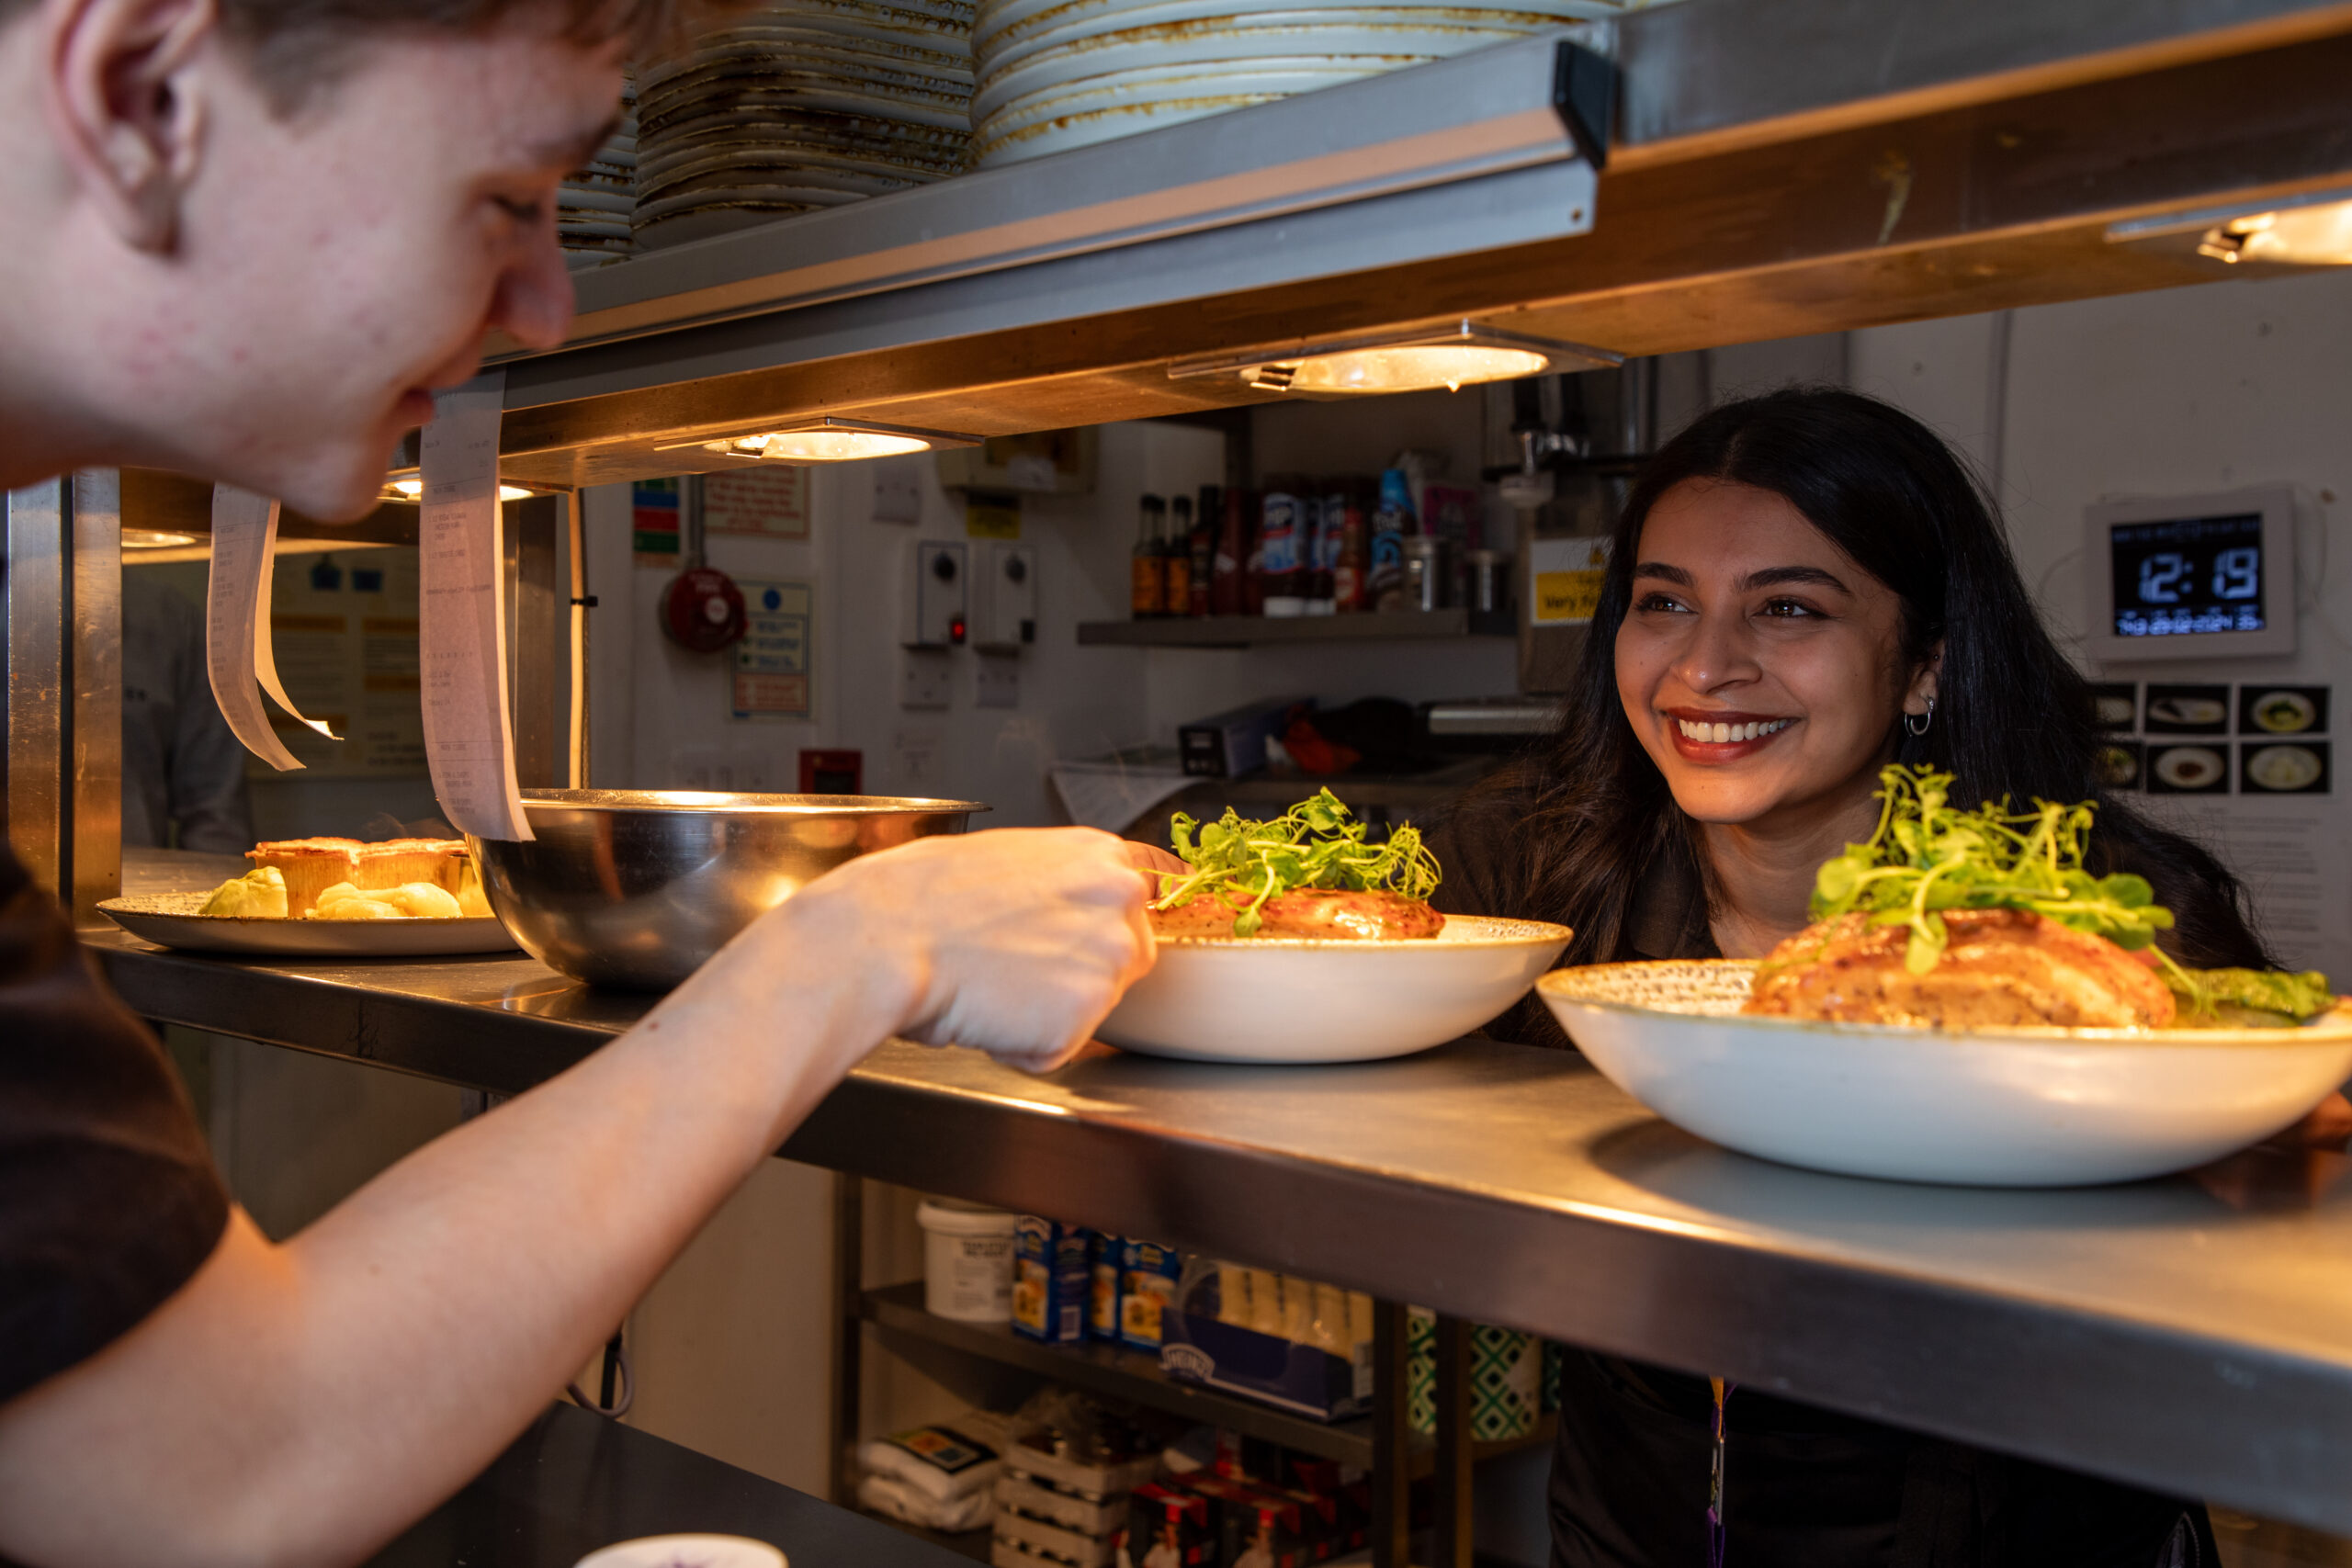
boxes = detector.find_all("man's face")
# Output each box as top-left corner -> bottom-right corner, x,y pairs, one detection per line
148,23 -> 623,516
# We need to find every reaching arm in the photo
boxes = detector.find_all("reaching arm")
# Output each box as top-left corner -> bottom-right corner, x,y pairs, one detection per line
0,827 -> 1156,1568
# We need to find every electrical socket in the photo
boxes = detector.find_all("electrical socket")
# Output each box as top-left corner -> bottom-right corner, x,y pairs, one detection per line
900,649 -> 952,709
975,652 -> 1019,709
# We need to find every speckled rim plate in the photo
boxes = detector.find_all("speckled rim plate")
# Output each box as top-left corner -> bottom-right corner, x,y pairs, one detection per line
100,892 -> 519,958
974,22 -> 1542,119
973,0 -> 1631,58
1537,959 -> 2352,1046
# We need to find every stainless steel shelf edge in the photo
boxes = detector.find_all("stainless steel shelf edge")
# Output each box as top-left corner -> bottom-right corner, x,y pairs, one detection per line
514,37 -> 1589,361
1613,0 -> 2352,153
90,931 -> 2352,1532
502,158 -> 1595,420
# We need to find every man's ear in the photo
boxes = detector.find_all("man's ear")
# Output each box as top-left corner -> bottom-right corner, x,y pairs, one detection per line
42,0 -> 219,252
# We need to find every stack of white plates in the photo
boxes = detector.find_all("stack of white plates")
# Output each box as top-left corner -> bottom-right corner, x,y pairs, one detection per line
634,2 -> 975,250
560,84 -> 638,269
971,0 -> 1666,168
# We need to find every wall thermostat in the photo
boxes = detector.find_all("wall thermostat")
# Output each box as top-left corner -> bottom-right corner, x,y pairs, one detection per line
2084,484 -> 2298,664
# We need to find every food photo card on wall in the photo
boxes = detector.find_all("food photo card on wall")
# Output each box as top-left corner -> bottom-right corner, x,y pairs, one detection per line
2143,684 -> 2232,735
2241,740 -> 2330,795
2146,742 -> 2231,795
2088,682 -> 2138,731
2239,684 -> 2329,737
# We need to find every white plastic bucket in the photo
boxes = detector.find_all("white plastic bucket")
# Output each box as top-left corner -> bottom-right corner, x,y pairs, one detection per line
917,1199 -> 1017,1322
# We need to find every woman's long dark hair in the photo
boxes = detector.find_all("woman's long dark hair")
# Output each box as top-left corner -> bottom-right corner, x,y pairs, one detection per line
1463,387 -> 2268,973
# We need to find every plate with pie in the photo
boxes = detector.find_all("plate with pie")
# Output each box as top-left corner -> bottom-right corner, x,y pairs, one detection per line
99,836 -> 517,957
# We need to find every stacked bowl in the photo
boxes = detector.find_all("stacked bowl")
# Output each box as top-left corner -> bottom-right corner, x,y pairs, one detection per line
558,85 -> 639,268
970,0 -> 1663,168
633,0 -> 976,250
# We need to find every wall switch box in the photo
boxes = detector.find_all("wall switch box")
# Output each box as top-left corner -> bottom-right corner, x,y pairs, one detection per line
970,542 -> 1038,652
903,540 -> 967,648
900,649 -> 952,709
975,652 -> 1020,709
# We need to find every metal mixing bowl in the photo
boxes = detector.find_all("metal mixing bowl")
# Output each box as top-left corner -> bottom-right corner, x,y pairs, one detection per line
470,789 -> 987,990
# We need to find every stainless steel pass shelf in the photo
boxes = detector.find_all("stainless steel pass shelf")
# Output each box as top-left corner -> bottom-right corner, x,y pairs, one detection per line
88,928 -> 2352,1535
482,0 -> 2352,489
1076,611 -> 1496,649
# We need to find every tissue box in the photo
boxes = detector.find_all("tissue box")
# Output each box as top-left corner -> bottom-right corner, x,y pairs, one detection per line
1157,1261 -> 1371,1421
1013,1217 -> 1093,1345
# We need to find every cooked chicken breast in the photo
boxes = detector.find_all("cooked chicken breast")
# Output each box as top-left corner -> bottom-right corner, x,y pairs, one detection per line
1744,908 -> 2176,1029
1150,888 -> 1444,941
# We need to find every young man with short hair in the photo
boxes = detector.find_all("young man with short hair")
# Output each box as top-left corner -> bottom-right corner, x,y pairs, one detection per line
0,3 -> 1161,1561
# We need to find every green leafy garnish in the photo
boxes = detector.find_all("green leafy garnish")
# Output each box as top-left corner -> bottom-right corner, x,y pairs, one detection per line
1810,766 -> 2175,976
2163,967 -> 2335,1026
1807,766 -> 2335,1024
1152,788 -> 1440,938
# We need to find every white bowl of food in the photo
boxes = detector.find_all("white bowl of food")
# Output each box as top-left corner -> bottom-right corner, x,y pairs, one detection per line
1541,959 -> 2352,1186
1099,789 -> 1570,1063
1105,914 -> 1572,1063
1537,766 -> 2352,1185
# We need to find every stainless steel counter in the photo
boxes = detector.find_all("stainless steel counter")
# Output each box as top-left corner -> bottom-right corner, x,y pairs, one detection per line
89,927 -> 2352,1535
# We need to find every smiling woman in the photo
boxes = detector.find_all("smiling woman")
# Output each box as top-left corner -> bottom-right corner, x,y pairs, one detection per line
1428,387 -> 2275,1568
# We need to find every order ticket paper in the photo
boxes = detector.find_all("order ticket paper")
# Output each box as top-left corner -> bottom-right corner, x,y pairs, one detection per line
418,369 -> 535,840
206,484 -> 339,771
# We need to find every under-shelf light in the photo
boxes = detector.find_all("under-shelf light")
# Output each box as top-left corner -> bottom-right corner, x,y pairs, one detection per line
665,418 -> 979,464
2106,186 -> 2352,269
384,477 -> 538,503
1168,319 -> 1622,396
122,528 -> 201,549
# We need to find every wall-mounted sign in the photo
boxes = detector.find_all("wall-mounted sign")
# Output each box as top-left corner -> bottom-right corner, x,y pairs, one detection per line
706,465 -> 811,539
733,579 -> 814,720
1526,536 -> 1610,626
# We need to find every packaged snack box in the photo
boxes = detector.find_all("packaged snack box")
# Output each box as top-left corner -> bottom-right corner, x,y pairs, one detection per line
1013,1216 -> 1092,1345
1090,1233 -> 1124,1343
1119,1239 -> 1183,1352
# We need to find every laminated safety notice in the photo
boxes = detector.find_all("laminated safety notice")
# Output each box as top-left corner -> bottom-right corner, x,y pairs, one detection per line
205,484 -> 338,772
417,369 -> 535,840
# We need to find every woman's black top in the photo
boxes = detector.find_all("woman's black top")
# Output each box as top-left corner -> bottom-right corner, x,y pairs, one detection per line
0,843 -> 229,1404
1429,803 -> 2220,1568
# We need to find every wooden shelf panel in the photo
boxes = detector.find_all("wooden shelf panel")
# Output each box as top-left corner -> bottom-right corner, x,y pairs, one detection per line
1076,610 -> 1498,649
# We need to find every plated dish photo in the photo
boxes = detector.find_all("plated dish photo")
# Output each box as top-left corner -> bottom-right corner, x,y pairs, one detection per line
1540,767 -> 2348,1185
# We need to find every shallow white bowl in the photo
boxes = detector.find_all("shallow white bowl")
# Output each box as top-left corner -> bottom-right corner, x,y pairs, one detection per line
1539,960 -> 2352,1186
1102,914 -> 1570,1064
574,1537 -> 785,1568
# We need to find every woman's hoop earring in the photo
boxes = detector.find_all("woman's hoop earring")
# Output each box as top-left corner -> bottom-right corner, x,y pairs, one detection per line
1905,698 -> 1936,738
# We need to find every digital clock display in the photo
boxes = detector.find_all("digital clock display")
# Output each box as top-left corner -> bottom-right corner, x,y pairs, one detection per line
2109,513 -> 2266,638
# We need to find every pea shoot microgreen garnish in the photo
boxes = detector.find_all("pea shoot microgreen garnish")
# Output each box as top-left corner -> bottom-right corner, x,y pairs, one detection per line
1152,788 -> 1440,938
1803,765 -> 2331,1022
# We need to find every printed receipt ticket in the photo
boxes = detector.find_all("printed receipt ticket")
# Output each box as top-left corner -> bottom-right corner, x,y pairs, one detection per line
417,368 -> 534,841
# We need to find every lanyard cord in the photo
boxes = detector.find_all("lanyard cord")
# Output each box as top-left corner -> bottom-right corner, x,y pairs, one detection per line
1708,1377 -> 1736,1568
